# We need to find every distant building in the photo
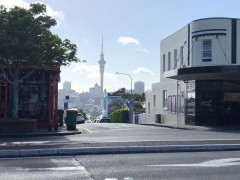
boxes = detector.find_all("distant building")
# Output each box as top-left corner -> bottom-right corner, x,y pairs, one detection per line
63,81 -> 71,94
108,88 -> 126,105
79,92 -> 90,105
89,83 -> 101,99
58,81 -> 81,109
134,81 -> 145,94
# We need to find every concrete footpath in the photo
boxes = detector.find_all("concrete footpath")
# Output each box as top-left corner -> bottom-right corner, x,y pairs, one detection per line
0,124 -> 240,158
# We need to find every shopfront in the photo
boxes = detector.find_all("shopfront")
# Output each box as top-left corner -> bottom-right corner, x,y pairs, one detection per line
0,66 -> 60,128
186,80 -> 240,126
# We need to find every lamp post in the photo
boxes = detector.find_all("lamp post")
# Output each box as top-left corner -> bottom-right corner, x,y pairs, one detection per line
115,72 -> 133,123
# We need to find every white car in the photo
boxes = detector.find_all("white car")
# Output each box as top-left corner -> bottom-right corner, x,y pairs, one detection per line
76,113 -> 85,124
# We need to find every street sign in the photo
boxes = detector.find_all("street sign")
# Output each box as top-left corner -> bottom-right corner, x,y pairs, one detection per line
129,100 -> 134,109
64,102 -> 68,110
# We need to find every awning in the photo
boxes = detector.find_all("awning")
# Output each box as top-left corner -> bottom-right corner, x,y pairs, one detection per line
164,65 -> 240,81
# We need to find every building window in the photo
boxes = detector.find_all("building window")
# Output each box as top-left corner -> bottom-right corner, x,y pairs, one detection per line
174,49 -> 177,69
163,90 -> 167,108
180,46 -> 184,66
148,102 -> 150,114
153,95 -> 156,107
202,39 -> 212,62
167,95 -> 176,113
163,54 -> 165,72
168,52 -> 171,70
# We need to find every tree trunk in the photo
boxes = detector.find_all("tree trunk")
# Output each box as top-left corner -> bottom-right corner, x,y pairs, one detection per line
12,68 -> 19,118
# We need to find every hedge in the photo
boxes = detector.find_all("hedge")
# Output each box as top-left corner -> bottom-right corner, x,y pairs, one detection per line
109,108 -> 129,123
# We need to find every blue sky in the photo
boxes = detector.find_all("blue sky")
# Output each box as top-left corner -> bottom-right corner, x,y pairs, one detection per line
1,0 -> 240,93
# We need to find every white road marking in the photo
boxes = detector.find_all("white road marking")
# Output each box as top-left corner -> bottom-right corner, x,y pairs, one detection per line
83,128 -> 92,133
120,125 -> 130,127
17,166 -> 86,171
146,158 -> 240,167
105,178 -> 134,180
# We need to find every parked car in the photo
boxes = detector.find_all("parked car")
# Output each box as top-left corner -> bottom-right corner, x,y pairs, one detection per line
99,117 -> 110,123
94,119 -> 100,123
76,113 -> 85,124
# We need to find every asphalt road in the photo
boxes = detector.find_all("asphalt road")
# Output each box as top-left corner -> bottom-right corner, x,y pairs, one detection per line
2,123 -> 240,143
0,123 -> 240,152
1,151 -> 240,180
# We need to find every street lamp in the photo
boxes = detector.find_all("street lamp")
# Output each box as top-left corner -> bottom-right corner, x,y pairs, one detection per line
115,72 -> 133,123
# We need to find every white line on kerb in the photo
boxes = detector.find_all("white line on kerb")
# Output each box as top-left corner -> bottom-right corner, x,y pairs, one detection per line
84,128 -> 92,133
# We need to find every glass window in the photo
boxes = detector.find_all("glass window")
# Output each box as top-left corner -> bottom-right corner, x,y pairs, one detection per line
171,96 -> 176,113
180,46 -> 184,66
163,54 -> 165,72
167,95 -> 176,113
168,52 -> 171,70
178,95 -> 185,113
148,102 -> 150,114
163,90 -> 167,108
153,95 -> 156,107
202,39 -> 212,62
167,96 -> 171,112
174,49 -> 177,69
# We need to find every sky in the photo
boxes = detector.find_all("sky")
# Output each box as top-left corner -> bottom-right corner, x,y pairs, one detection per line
1,0 -> 240,93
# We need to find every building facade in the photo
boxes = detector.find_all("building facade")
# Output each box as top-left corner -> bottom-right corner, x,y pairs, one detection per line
134,81 -> 145,94
146,18 -> 240,126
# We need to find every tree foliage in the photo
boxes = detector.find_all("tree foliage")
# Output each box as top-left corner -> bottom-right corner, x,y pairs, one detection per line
0,3 -> 81,118
121,93 -> 145,105
0,3 -> 79,68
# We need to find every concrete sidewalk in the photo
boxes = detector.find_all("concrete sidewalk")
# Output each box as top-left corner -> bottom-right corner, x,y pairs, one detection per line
0,125 -> 82,138
0,123 -> 240,158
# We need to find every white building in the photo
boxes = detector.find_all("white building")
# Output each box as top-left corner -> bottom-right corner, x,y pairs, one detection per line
63,81 -> 71,94
134,81 -> 145,94
146,18 -> 240,126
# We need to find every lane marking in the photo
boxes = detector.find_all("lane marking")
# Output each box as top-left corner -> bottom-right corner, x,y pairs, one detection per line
17,166 -> 86,171
146,158 -> 240,167
83,128 -> 92,133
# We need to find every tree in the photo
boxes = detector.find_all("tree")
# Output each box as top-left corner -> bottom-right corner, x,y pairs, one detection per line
121,92 -> 145,106
0,3 -> 82,118
108,100 -> 126,115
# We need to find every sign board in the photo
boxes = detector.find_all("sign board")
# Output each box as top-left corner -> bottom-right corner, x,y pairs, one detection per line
64,102 -> 68,110
129,100 -> 134,109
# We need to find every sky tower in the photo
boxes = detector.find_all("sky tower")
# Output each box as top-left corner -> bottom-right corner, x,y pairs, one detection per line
99,34 -> 106,94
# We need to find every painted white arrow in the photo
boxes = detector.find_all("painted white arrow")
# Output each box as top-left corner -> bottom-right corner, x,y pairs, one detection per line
146,158 -> 240,167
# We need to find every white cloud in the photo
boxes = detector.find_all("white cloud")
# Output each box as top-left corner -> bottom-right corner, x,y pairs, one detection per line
118,36 -> 139,45
0,0 -> 64,24
0,0 -> 29,9
133,67 -> 154,75
72,64 -> 117,81
135,48 -> 150,53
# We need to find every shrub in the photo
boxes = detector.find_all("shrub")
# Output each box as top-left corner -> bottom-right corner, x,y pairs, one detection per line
109,108 -> 129,123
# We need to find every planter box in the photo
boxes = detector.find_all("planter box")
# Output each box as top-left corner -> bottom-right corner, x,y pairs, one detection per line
0,119 -> 37,134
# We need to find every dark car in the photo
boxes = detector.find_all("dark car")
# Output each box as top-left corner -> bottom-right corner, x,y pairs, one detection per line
99,117 -> 110,123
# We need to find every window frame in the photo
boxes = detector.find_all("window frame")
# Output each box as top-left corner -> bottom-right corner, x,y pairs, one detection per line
153,94 -> 156,108
163,90 -> 167,109
180,46 -> 184,66
202,39 -> 212,62
174,49 -> 177,69
163,54 -> 166,72
168,52 -> 171,71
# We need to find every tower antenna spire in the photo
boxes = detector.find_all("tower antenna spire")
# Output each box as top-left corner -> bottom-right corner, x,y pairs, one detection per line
101,32 -> 103,53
